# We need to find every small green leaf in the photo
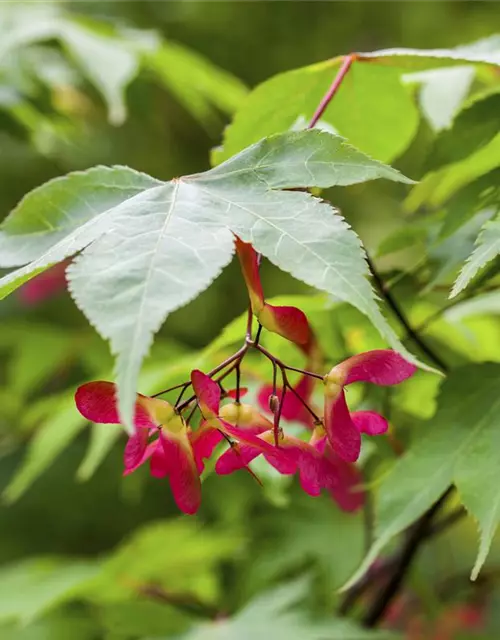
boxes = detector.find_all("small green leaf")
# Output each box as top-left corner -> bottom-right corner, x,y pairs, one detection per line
451,214 -> 500,297
342,363 -> 500,591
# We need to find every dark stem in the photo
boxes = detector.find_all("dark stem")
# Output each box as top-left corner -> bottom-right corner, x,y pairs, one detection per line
138,584 -> 220,619
235,362 -> 241,403
176,344 -> 248,412
150,381 -> 189,399
174,382 -> 190,407
273,378 -> 286,446
254,323 -> 263,346
339,497 -> 462,617
308,54 -> 356,129
365,254 -> 449,373
283,364 -> 324,380
363,489 -> 452,627
185,403 -> 198,426
285,375 -> 322,424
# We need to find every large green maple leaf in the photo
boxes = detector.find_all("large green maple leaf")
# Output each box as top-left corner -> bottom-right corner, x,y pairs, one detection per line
0,130 -> 418,431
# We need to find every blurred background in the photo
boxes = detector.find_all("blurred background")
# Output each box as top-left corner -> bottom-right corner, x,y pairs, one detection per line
0,2 -> 499,639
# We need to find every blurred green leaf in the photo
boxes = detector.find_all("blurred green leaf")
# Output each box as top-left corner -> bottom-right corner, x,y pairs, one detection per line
99,600 -> 191,638
406,132 -> 500,211
377,224 -> 429,258
82,519 -> 244,605
4,325 -> 73,398
146,41 -> 247,129
343,363 -> 500,591
0,557 -> 99,624
427,89 -> 500,171
0,613 -> 98,640
216,59 -> 419,164
439,168 -> 500,240
3,396 -> 86,503
0,9 -> 139,125
444,290 -> 500,321
76,422 -> 121,482
60,21 -> 139,126
176,578 -> 399,640
245,494 -> 365,597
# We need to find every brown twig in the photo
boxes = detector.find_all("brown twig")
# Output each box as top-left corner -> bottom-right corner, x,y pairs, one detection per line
363,489 -> 453,627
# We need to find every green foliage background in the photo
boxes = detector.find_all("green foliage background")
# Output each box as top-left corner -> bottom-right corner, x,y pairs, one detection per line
0,2 -> 499,638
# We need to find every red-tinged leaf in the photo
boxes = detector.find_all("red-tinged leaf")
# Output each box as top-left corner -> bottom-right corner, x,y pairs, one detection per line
75,381 -> 155,428
160,431 -> 201,515
189,422 -> 224,474
352,410 -> 389,435
320,439 -> 364,512
258,303 -> 311,346
150,440 -> 169,478
215,443 -> 261,475
332,350 -> 417,386
123,440 -> 157,476
191,369 -> 221,418
219,421 -> 297,474
324,389 -> 361,463
124,428 -> 149,471
234,236 -> 264,313
18,260 -> 68,305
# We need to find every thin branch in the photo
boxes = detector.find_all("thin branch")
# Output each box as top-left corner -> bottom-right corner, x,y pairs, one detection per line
366,254 -> 449,373
339,498 -> 463,617
283,364 -> 324,380
285,376 -> 322,424
138,584 -> 220,619
235,361 -> 242,403
150,381 -> 189,399
363,488 -> 453,627
176,345 -> 248,412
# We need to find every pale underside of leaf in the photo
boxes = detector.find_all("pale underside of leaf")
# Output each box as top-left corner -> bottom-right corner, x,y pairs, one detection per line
0,165 -> 160,273
67,180 -> 235,431
358,36 -> 500,67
